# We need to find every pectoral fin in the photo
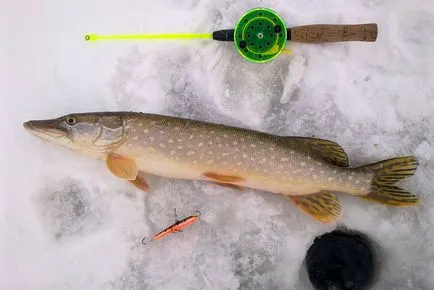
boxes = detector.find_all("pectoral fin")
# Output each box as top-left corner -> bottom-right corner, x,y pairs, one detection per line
129,171 -> 150,192
289,191 -> 342,223
106,153 -> 138,180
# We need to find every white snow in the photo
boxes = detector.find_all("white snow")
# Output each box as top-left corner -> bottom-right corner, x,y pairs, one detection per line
2,0 -> 434,289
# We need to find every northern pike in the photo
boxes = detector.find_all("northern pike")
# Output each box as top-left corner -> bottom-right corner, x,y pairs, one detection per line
23,112 -> 419,223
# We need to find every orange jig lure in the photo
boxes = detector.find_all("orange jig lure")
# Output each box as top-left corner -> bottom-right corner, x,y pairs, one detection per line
142,209 -> 201,245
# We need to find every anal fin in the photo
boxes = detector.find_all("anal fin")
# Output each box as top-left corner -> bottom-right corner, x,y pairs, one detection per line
129,171 -> 150,192
289,191 -> 342,223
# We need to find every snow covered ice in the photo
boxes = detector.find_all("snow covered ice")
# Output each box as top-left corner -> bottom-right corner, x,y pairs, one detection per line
2,0 -> 434,289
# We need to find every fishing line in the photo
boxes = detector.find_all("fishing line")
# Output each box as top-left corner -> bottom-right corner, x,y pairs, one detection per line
84,33 -> 213,42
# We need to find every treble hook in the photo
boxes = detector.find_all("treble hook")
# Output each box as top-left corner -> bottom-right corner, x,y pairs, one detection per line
141,236 -> 152,245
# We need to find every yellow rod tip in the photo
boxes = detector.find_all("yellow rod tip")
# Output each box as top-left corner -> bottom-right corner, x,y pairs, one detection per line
84,34 -> 97,41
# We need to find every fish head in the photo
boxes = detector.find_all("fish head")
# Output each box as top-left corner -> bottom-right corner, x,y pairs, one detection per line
23,112 -> 127,158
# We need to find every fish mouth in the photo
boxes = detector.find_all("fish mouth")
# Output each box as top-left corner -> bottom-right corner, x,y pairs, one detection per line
23,120 -> 67,139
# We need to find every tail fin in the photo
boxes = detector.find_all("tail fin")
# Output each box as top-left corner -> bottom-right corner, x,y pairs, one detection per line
358,156 -> 419,207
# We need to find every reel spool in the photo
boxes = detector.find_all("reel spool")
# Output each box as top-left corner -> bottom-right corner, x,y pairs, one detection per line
233,8 -> 287,63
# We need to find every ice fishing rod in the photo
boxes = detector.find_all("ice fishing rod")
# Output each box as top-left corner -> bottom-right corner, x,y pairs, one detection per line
84,7 -> 378,63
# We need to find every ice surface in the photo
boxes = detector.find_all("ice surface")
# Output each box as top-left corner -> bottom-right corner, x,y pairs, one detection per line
2,0 -> 434,289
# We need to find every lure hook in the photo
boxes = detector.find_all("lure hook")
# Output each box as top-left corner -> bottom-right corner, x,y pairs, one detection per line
141,236 -> 152,245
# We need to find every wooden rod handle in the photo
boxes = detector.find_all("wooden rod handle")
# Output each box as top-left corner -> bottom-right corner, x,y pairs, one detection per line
289,23 -> 378,43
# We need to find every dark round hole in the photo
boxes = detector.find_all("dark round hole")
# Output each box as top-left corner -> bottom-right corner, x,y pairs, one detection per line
239,40 -> 247,49
266,25 -> 271,30
266,42 -> 270,46
258,12 -> 263,16
258,54 -> 263,58
247,34 -> 251,38
259,45 -> 263,50
270,33 -> 274,38
250,26 -> 255,30
273,18 -> 277,22
305,229 -> 376,290
274,25 -> 282,33
250,42 -> 254,46
259,22 -> 262,26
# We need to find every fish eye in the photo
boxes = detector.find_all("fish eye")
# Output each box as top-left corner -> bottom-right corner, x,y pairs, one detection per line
66,116 -> 76,125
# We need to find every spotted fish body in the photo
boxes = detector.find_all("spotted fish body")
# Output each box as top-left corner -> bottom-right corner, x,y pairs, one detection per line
118,114 -> 372,196
24,112 -> 420,223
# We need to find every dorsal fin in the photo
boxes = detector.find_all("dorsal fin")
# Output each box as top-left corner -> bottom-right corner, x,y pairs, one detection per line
280,137 -> 349,167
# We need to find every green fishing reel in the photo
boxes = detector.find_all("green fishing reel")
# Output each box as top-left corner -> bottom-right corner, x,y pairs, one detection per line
84,7 -> 378,64
233,8 -> 287,63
